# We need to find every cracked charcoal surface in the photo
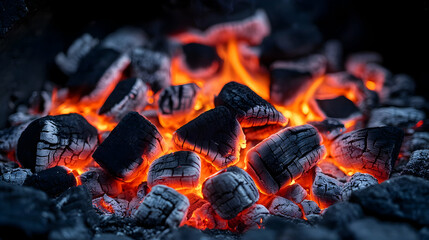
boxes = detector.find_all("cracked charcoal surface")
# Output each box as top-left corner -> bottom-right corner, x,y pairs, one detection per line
277,183 -> 307,204
148,151 -> 201,189
158,83 -> 200,127
301,200 -> 321,216
308,118 -> 345,141
99,78 -> 148,121
269,196 -> 302,219
202,166 -> 259,220
350,175 -> 429,226
67,47 -> 128,100
17,113 -> 98,172
246,124 -> 326,194
134,185 -> 189,228
1,168 -> 32,185
93,194 -> 129,217
315,96 -> 361,120
229,204 -> 270,232
311,169 -> 343,208
93,112 -> 165,181
368,107 -> 425,128
215,81 -> 287,128
24,166 -> 77,197
341,172 -> 378,201
330,126 -> 404,181
79,168 -> 122,198
188,202 -> 228,230
130,48 -> 170,93
402,150 -> 429,180
173,106 -> 245,169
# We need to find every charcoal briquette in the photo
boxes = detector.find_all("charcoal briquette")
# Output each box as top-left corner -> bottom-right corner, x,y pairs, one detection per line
202,166 -> 259,220
368,107 -> 425,129
24,166 -> 77,197
268,196 -> 303,219
341,172 -> 378,201
187,202 -> 228,230
311,168 -> 343,208
93,112 -> 165,181
1,168 -> 32,185
229,204 -> 270,232
246,124 -> 326,194
314,96 -> 361,120
79,168 -> 123,198
277,183 -> 307,204
17,113 -> 98,172
300,200 -> 321,216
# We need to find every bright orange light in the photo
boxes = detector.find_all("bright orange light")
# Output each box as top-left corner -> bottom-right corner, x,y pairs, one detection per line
365,80 -> 376,90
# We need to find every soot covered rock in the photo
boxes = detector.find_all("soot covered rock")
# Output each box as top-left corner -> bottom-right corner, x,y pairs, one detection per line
246,124 -> 326,194
17,113 -> 98,172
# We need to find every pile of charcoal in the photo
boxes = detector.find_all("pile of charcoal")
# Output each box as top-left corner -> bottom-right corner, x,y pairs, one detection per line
1,1 -> 429,240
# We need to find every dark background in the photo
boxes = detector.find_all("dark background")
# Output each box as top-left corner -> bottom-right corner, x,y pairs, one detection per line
0,0 -> 428,128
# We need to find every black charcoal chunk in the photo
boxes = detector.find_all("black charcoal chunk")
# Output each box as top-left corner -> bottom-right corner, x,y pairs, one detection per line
350,176 -> 429,226
92,194 -> 129,217
341,173 -> 378,201
311,169 -> 343,208
202,166 -> 259,220
246,124 -> 326,194
1,168 -> 32,185
243,124 -> 285,141
368,107 -> 425,128
318,161 -> 349,182
320,202 -> 364,229
173,106 -> 245,169
277,183 -> 307,204
215,81 -> 287,128
308,118 -> 345,141
230,204 -> 270,232
130,48 -> 170,93
409,132 -> 429,152
268,196 -> 303,219
182,43 -> 221,71
148,151 -> 201,190
79,168 -> 122,198
55,34 -> 99,75
99,78 -> 148,121
158,83 -> 200,127
402,150 -> 429,180
93,112 -> 165,181
301,200 -> 321,216
330,126 -> 404,181
187,202 -> 228,230
315,96 -> 361,120
0,183 -> 57,238
67,47 -> 130,100
17,113 -> 98,172
24,166 -> 77,197
101,27 -> 147,53
343,218 -> 419,240
134,185 -> 190,228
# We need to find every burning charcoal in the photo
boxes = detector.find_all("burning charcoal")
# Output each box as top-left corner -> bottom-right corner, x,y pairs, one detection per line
134,185 -> 190,228
401,150 -> 429,180
93,194 -> 129,217
330,126 -> 404,181
93,112 -> 165,181
368,107 -> 425,129
314,96 -> 362,121
158,83 -> 200,128
99,78 -> 148,121
79,168 -> 122,198
0,183 -> 57,238
173,106 -> 245,169
268,196 -> 303,219
17,113 -> 98,172
202,166 -> 259,220
180,43 -> 221,78
301,200 -> 321,216
323,40 -> 343,73
188,202 -> 228,230
318,161 -> 349,182
246,124 -> 326,194
350,176 -> 429,226
55,33 -> 99,75
346,52 -> 382,78
173,9 -> 270,45
269,65 -> 313,106
185,193 -> 207,219
101,27 -> 147,53
308,118 -> 345,141
1,168 -> 32,185
67,47 -> 130,101
0,161 -> 18,175
24,166 -> 77,197
311,168 -> 343,208
130,47 -> 170,93
277,183 -> 307,204
243,124 -> 285,141
260,24 -> 323,67
383,74 -> 416,99
147,151 -> 201,190
361,64 -> 392,97
341,173 -> 378,201
128,182 -> 149,216
229,204 -> 270,232
0,122 -> 30,153
215,81 -> 287,128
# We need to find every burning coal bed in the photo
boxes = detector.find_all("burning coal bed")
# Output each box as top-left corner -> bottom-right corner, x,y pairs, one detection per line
1,9 -> 429,240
